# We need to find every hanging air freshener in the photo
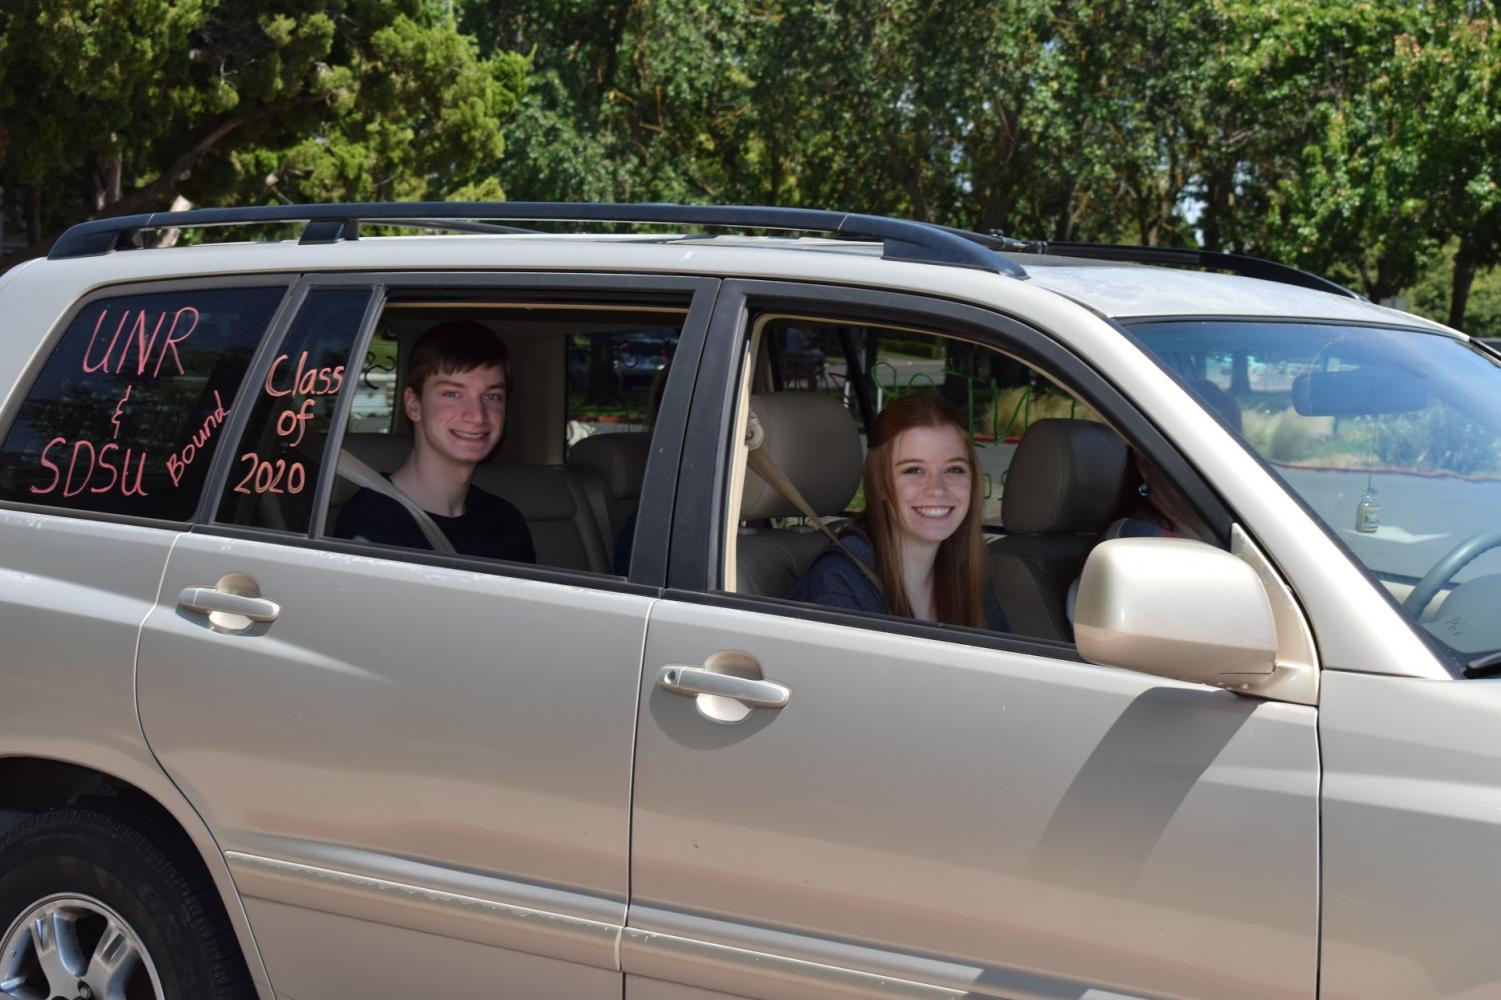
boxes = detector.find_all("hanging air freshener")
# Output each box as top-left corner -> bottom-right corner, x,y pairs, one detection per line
1355,477 -> 1381,533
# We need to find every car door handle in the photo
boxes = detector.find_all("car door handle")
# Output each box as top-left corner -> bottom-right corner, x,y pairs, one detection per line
657,665 -> 789,709
178,586 -> 281,623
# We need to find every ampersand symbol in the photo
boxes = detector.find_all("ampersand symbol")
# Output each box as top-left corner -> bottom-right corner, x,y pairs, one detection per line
111,385 -> 133,441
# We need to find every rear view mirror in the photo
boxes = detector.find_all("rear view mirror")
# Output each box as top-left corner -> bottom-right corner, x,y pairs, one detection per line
1292,365 -> 1427,416
1074,538 -> 1277,688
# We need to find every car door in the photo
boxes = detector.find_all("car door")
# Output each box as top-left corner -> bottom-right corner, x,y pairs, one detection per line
0,277 -> 290,808
623,281 -> 1320,1000
135,272 -> 717,999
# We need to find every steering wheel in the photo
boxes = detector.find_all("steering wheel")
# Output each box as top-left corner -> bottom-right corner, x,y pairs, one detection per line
1403,528 -> 1501,616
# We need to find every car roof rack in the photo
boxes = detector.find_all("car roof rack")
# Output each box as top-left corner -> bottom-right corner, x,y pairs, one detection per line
47,201 -> 1026,277
974,235 -> 1364,300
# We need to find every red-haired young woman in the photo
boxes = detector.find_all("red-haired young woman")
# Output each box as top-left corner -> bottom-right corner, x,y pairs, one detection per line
786,394 -> 1005,630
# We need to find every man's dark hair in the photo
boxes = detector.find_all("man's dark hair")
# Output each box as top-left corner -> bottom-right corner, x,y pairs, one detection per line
406,321 -> 509,393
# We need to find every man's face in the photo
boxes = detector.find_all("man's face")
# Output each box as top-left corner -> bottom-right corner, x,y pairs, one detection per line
405,363 -> 507,468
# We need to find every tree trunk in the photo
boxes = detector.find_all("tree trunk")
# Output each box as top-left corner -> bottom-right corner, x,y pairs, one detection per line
153,195 -> 195,249
1449,238 -> 1478,332
596,0 -> 633,113
1053,179 -> 1078,241
0,96 -> 319,271
585,336 -> 620,405
104,143 -> 123,204
1230,352 -> 1250,394
1201,178 -> 1224,253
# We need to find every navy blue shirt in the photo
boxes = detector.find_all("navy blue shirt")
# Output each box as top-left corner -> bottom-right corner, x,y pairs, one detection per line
787,533 -> 1007,631
335,483 -> 536,563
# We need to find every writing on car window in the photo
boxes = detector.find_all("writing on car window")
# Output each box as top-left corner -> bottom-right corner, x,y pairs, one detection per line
0,287 -> 286,519
217,289 -> 369,533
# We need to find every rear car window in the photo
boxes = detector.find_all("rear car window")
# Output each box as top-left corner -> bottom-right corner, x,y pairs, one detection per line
0,286 -> 286,520
216,288 -> 371,533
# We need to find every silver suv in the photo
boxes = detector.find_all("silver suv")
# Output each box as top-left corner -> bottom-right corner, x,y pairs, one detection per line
1,203 -> 1498,1000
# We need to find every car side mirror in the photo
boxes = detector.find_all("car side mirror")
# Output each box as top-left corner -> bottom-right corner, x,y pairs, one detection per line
1074,537 -> 1278,688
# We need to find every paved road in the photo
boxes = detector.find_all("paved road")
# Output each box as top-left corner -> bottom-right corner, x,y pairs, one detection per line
1282,466 -> 1501,582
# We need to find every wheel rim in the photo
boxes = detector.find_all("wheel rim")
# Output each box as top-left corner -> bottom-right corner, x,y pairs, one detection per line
0,894 -> 165,1000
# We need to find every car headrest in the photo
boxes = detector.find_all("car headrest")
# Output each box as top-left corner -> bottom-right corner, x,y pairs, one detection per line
568,431 -> 651,500
741,392 -> 863,521
1002,418 -> 1128,534
341,432 -> 411,475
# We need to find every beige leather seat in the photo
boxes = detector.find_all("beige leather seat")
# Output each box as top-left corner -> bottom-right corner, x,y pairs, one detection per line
471,462 -> 611,572
333,433 -> 612,573
567,431 -> 652,561
986,419 -> 1129,641
735,392 -> 864,597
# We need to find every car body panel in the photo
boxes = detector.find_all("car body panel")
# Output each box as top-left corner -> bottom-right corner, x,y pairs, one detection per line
627,600 -> 1319,1000
0,510 -> 280,999
135,531 -> 649,997
1320,669 -> 1501,999
1015,257 -> 1450,328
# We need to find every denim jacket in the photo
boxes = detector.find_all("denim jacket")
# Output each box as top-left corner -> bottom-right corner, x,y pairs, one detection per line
786,533 -> 1007,631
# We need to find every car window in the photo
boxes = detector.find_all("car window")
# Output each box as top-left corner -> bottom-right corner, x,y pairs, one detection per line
348,326 -> 399,434
1132,318 -> 1501,661
723,312 -> 1218,645
216,288 -> 372,533
318,293 -> 689,578
353,317 -> 683,454
0,285 -> 287,520
566,326 -> 680,454
751,317 -> 1101,527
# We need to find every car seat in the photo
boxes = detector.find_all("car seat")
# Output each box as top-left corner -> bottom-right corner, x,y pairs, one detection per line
735,392 -> 864,598
987,418 -> 1129,641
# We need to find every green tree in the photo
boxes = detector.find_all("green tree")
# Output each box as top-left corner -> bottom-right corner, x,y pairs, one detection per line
1407,244 -> 1501,338
462,0 -> 1223,244
1212,1 -> 1483,303
1407,5 -> 1501,329
461,0 -> 760,205
0,1 -> 526,268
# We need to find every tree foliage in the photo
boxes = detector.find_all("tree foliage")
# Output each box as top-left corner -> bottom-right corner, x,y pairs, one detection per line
461,0 -> 1498,329
4,0 -> 1498,333
0,1 -> 526,266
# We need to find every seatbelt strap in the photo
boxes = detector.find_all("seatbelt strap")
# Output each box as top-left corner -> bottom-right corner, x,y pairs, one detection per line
337,449 -> 457,556
576,465 -> 616,557
744,409 -> 882,593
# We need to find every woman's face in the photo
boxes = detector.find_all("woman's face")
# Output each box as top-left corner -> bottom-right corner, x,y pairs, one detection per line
887,423 -> 972,548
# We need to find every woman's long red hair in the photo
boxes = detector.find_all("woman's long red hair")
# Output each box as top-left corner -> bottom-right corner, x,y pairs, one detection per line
856,394 -> 986,627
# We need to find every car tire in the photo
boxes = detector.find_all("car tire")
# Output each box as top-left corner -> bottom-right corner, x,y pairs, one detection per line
0,806 -> 255,1000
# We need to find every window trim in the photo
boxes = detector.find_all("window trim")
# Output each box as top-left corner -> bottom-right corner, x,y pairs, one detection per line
310,285 -> 387,539
0,274 -> 300,529
668,278 -> 1239,656
665,585 -> 1083,660
188,521 -> 663,598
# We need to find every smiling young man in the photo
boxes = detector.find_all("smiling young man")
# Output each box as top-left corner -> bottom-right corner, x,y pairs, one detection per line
335,321 -> 536,562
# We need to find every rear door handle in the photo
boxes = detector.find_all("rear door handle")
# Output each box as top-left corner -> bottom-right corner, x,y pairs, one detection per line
178,586 -> 280,623
657,665 -> 789,709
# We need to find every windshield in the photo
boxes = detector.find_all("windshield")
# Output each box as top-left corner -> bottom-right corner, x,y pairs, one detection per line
1130,318 -> 1501,665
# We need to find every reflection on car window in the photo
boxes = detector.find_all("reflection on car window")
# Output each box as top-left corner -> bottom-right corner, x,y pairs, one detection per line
1133,319 -> 1501,661
566,328 -> 680,450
